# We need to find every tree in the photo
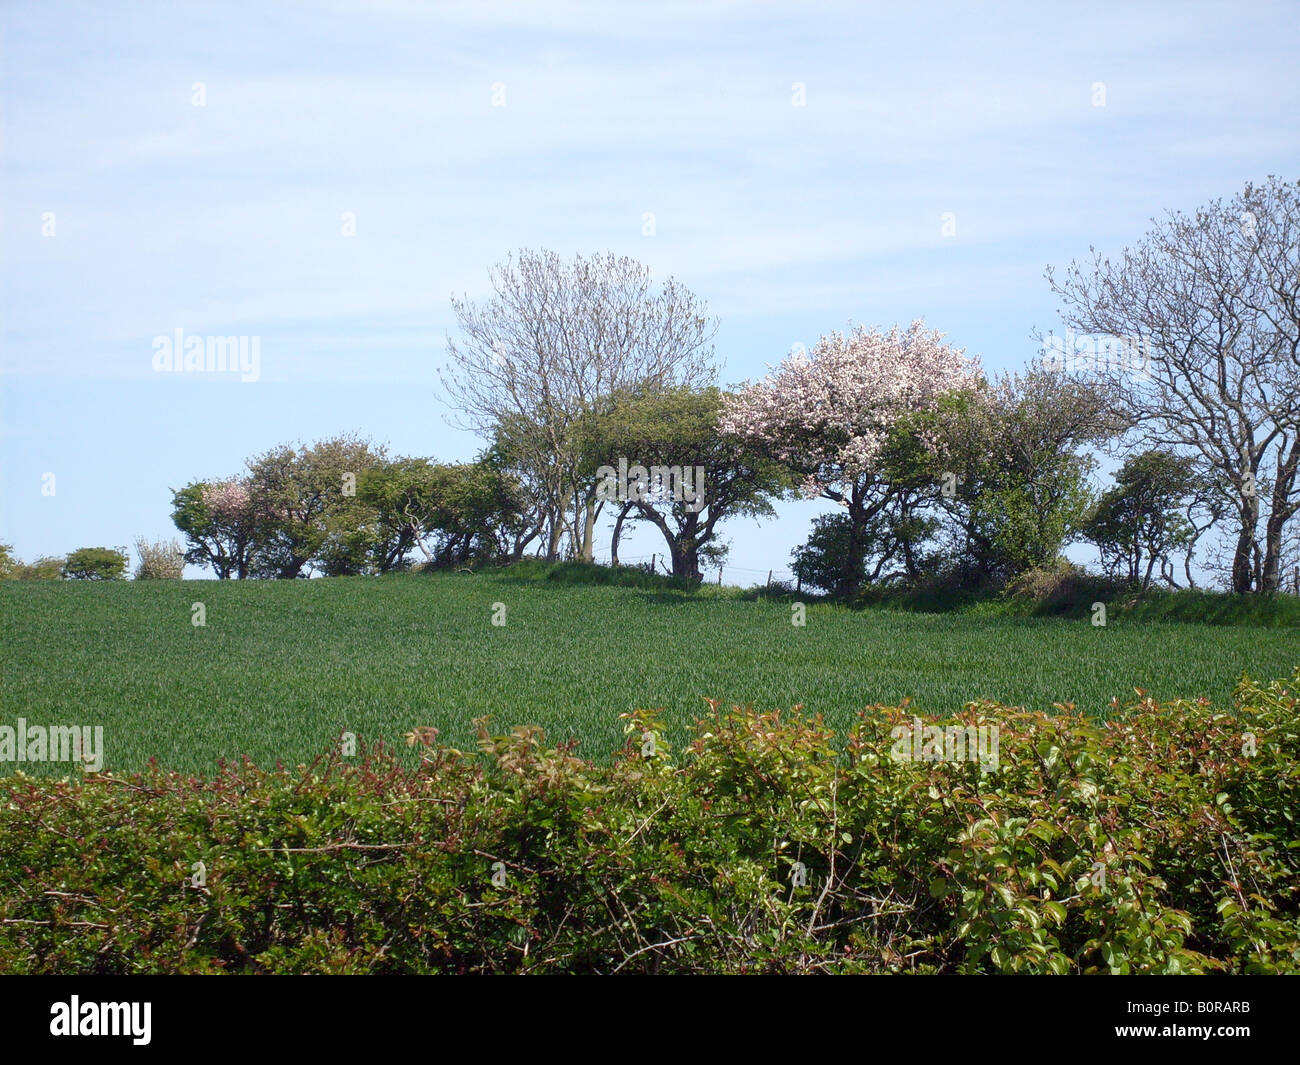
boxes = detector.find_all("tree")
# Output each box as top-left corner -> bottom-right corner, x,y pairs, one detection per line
440,249 -> 718,563
935,370 -> 1118,584
790,510 -> 927,594
359,456 -> 528,571
721,321 -> 980,596
422,459 -> 528,567
171,478 -> 262,579
576,385 -> 787,580
247,435 -> 388,578
1046,176 -> 1300,593
1085,450 -> 1197,588
486,415 -> 566,561
354,458 -> 439,572
63,546 -> 128,581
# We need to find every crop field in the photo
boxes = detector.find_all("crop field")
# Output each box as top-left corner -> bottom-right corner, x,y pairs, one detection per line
2,568 -> 1296,777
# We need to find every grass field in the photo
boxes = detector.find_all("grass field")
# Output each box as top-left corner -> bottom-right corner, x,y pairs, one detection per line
1,566 -> 1296,775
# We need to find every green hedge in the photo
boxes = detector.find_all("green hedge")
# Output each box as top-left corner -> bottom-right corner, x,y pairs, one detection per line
2,671 -> 1297,974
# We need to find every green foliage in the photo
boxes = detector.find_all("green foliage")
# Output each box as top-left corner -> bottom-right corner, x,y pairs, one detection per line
172,443 -> 526,578
16,557 -> 66,580
575,384 -> 788,578
791,513 -> 859,594
936,372 -> 1115,584
413,457 -> 528,568
998,558 -> 1123,615
1114,589 -> 1300,628
247,435 -> 388,579
791,504 -> 941,596
1085,450 -> 1198,588
170,480 -> 260,579
499,558 -> 701,592
0,547 -> 66,581
2,671 -> 1295,974
61,546 -> 128,581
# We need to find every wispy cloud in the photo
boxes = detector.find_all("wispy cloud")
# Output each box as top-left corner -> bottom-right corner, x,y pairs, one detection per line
1,0 -> 1296,564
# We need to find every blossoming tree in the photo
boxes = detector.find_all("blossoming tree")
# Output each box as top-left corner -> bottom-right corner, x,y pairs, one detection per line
170,477 -> 263,579
720,320 -> 981,594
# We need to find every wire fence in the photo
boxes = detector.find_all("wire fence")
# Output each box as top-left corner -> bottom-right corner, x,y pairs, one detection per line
594,552 -> 799,588
596,554 -> 1300,595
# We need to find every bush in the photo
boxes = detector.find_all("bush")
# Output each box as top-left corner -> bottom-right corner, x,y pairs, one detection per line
5,554 -> 66,580
61,546 -> 128,581
1001,558 -> 1123,616
1004,556 -> 1082,599
1,671 -> 1296,974
134,537 -> 185,580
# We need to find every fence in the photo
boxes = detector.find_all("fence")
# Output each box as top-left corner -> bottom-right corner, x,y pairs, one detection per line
597,552 -> 800,590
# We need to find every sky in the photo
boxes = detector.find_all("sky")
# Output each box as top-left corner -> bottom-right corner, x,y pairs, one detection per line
2,0 -> 1298,582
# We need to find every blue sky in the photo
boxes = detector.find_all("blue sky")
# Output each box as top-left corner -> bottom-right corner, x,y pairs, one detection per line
2,0 -> 1298,581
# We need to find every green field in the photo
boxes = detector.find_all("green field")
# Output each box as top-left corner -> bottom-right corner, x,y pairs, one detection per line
1,568 -> 1296,775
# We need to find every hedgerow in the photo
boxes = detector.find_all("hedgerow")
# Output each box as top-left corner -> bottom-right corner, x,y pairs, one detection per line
1,671 -> 1296,974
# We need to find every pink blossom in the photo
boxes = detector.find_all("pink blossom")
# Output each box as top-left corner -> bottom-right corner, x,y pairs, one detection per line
201,478 -> 254,521
720,320 -> 980,498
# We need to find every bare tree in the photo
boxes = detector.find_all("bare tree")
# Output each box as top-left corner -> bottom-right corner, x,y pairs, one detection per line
1046,177 -> 1300,593
439,250 -> 718,561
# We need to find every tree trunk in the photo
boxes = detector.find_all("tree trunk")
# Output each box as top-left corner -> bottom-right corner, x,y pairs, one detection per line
579,498 -> 599,562
840,486 -> 869,599
414,533 -> 435,565
635,505 -> 703,582
1262,435 -> 1300,593
546,507 -> 564,561
1232,498 -> 1259,594
609,502 -> 633,566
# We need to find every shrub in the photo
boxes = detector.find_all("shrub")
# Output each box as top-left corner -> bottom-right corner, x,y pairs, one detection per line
0,671 -> 1296,974
6,554 -> 66,580
1001,558 -> 1122,615
61,546 -> 128,581
134,537 -> 185,580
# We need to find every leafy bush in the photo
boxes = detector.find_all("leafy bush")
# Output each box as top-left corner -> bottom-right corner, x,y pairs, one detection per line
61,546 -> 129,581
497,558 -> 702,593
133,537 -> 185,580
0,544 -> 66,581
999,558 -> 1124,615
1,671 -> 1296,974
791,513 -> 858,595
5,554 -> 67,580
